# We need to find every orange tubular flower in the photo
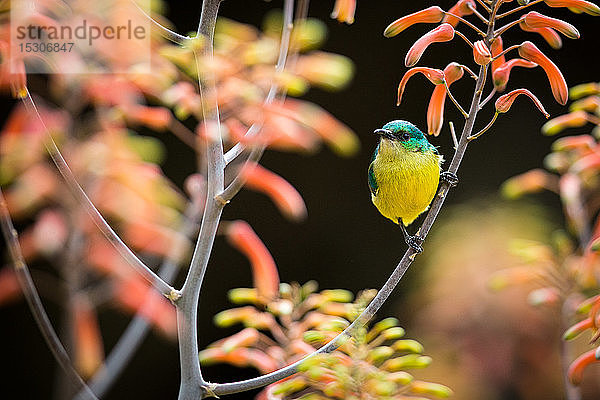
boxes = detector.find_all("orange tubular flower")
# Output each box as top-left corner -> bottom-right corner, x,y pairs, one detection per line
519,21 -> 563,49
490,37 -> 505,74
73,296 -> 104,379
492,58 -> 538,91
543,0 -> 600,15
241,164 -> 307,221
495,88 -> 550,117
473,40 -> 492,65
542,110 -> 590,135
383,6 -> 444,37
443,0 -> 476,26
523,11 -> 580,39
427,63 -> 464,136
568,349 -> 598,385
397,67 -> 445,105
224,220 -> 280,300
405,23 -> 455,67
331,0 -> 357,24
518,41 -> 568,105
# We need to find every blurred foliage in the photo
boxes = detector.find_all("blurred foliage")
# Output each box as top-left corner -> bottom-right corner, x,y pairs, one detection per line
202,281 -> 451,399
0,0 -> 358,383
497,81 -> 600,391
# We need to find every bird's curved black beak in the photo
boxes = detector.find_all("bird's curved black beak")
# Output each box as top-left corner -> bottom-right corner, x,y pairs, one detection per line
374,128 -> 392,139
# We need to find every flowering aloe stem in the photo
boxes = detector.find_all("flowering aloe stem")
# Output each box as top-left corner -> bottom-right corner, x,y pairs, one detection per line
0,190 -> 98,400
20,90 -> 177,299
206,2 -> 502,396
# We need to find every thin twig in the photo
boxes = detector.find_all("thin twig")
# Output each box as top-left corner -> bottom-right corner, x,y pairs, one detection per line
479,87 -> 497,109
445,82 -> 469,117
455,30 -> 474,48
131,0 -> 190,45
220,0 -> 295,201
211,2 -> 500,395
449,121 -> 458,150
468,112 -> 498,140
475,0 -> 492,13
459,64 -> 479,80
223,0 -> 295,166
169,118 -> 201,149
20,91 -> 176,298
468,2 -> 490,23
494,17 -> 525,38
0,189 -> 99,400
491,43 -> 520,61
496,0 -> 543,19
443,11 -> 487,36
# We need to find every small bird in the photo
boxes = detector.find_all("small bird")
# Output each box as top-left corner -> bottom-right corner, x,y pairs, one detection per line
368,120 -> 456,252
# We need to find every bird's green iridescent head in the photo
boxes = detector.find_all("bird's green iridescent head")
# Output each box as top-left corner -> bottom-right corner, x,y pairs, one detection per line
374,120 -> 436,153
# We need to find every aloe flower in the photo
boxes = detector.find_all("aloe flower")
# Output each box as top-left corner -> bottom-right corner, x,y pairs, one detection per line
519,41 -> 568,105
519,21 -> 563,49
473,40 -> 492,65
331,0 -> 357,24
493,59 -> 538,92
523,11 -> 580,39
543,0 -> 600,15
397,67 -> 445,105
384,6 -> 444,37
427,63 -> 464,136
405,23 -> 455,67
495,88 -> 549,117
443,0 -> 476,26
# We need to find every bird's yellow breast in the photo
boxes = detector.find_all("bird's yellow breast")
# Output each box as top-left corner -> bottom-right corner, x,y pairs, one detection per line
370,139 -> 442,226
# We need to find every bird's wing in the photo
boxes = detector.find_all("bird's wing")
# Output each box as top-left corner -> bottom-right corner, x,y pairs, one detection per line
368,162 -> 378,196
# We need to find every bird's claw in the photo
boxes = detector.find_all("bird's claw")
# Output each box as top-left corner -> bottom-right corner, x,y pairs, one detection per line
405,235 -> 424,254
441,171 -> 459,187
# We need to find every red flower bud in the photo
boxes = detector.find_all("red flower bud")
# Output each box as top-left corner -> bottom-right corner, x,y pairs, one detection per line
523,11 -> 580,39
427,63 -> 464,136
444,0 -> 477,26
543,0 -> 600,16
397,67 -> 445,106
473,40 -> 492,65
405,23 -> 455,67
492,58 -> 538,92
519,41 -> 568,105
519,21 -> 563,49
384,6 -> 445,37
224,220 -> 280,300
568,350 -> 598,385
495,88 -> 549,117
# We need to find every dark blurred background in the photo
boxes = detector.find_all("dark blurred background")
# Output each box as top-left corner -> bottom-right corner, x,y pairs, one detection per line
2,0 -> 599,398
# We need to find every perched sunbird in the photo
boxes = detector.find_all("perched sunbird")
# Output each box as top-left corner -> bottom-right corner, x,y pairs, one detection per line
368,120 -> 457,252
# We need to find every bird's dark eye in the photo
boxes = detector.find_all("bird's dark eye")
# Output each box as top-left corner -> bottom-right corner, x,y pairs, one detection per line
401,132 -> 410,140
